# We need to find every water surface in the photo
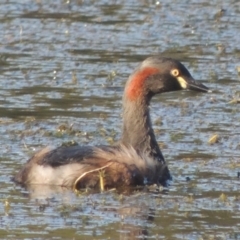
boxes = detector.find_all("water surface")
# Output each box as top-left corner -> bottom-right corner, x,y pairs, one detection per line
0,0 -> 240,239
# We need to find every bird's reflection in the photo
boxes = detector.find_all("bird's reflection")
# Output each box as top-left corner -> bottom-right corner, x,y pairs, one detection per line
24,184 -> 166,239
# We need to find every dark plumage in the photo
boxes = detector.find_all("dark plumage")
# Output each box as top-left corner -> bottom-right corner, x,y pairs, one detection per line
14,56 -> 209,190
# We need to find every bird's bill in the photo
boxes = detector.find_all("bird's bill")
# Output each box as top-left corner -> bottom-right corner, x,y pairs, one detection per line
176,76 -> 210,93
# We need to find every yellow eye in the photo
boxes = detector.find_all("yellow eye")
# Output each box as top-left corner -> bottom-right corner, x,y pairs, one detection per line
171,69 -> 179,77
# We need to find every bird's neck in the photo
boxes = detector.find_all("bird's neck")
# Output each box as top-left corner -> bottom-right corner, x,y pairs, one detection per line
121,95 -> 165,162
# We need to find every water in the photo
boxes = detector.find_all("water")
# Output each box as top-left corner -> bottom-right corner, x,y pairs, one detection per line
0,0 -> 240,239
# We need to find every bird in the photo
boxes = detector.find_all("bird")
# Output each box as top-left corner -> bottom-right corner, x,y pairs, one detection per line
13,56 -> 209,190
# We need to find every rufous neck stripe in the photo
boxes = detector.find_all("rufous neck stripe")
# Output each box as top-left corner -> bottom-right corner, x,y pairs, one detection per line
126,67 -> 159,100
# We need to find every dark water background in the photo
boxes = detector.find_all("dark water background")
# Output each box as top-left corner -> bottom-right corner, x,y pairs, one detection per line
0,0 -> 240,239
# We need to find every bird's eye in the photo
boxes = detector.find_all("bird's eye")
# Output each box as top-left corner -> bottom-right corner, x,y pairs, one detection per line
171,69 -> 179,77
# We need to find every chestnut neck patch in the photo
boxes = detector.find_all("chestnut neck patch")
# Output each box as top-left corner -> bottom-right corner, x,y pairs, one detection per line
126,67 -> 159,101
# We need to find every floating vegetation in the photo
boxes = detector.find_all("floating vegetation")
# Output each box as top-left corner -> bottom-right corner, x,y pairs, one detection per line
72,71 -> 77,84
73,162 -> 113,191
216,43 -> 226,54
228,98 -> 240,104
61,140 -> 78,147
24,116 -> 36,122
219,193 -> 227,202
214,8 -> 226,19
4,198 -> 10,215
57,124 -> 68,132
186,193 -> 194,203
99,170 -> 106,191
99,127 -> 117,145
208,134 -> 219,145
236,66 -> 240,75
50,123 -> 83,138
106,137 -> 114,145
154,117 -> 163,126
107,70 -> 117,81
170,132 -> 184,142
229,92 -> 240,104
226,159 -> 240,169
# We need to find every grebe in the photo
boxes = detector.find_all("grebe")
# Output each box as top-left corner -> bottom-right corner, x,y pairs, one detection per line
14,56 -> 209,190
